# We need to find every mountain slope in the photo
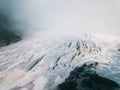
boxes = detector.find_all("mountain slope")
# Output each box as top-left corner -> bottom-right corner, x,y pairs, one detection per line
0,13 -> 21,47
0,34 -> 120,90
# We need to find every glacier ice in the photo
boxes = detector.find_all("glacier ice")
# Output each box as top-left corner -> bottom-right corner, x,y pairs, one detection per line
0,34 -> 120,90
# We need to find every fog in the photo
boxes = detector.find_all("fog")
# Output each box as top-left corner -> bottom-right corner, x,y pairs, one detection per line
0,0 -> 120,37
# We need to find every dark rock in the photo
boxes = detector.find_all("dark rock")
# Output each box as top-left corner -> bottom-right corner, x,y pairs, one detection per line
58,81 -> 77,90
0,12 -> 21,47
56,62 -> 120,90
118,49 -> 120,51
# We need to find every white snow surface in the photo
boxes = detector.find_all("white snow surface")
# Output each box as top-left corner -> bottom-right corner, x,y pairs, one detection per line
0,33 -> 120,90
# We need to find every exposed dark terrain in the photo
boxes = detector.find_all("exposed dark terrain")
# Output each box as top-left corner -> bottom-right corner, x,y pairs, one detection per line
0,12 -> 21,47
57,62 -> 120,90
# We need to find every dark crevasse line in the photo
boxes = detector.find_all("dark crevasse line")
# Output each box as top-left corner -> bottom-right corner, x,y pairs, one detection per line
52,51 -> 73,70
52,56 -> 61,70
26,55 -> 45,71
55,61 -> 120,90
68,41 -> 72,48
76,40 -> 80,50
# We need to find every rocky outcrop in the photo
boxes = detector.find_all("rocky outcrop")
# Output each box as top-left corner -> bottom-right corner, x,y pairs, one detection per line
0,13 -> 21,47
57,62 -> 120,90
0,29 -> 21,46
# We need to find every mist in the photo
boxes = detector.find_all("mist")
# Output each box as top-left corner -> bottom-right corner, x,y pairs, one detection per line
0,0 -> 120,37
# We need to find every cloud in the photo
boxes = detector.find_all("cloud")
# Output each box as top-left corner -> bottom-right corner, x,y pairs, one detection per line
0,0 -> 120,37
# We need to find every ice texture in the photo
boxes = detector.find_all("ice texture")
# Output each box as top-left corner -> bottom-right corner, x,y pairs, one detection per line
0,34 -> 120,90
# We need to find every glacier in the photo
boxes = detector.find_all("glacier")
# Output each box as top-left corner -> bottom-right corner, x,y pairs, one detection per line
0,33 -> 120,90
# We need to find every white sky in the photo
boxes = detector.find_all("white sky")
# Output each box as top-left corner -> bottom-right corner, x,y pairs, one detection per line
1,0 -> 120,37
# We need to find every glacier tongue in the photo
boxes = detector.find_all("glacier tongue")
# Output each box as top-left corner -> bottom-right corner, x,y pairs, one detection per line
0,34 -> 120,90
